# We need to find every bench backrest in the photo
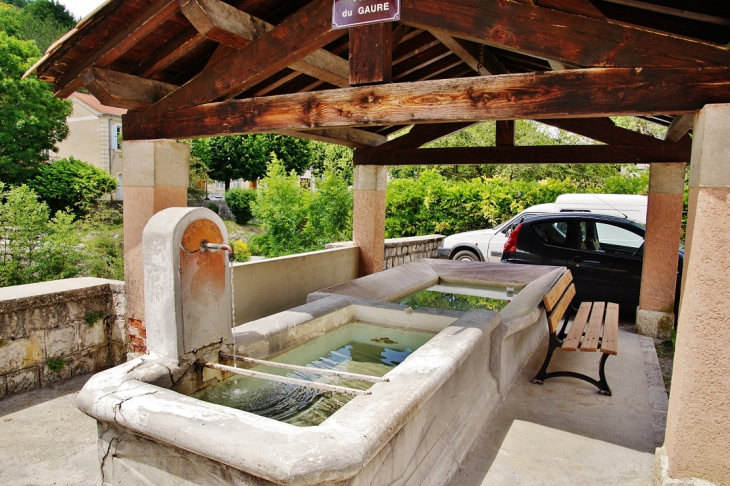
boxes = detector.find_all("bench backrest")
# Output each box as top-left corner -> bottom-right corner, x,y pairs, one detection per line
542,270 -> 576,333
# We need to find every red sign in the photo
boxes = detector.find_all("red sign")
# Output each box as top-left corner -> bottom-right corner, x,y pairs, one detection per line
332,0 -> 401,29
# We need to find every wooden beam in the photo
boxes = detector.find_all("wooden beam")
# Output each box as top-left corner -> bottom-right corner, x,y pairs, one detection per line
496,120 -> 515,146
353,145 -> 692,166
400,0 -> 730,68
430,30 -> 507,75
180,0 -> 349,88
82,68 -> 177,111
274,128 -> 388,149
536,0 -> 605,20
370,123 -> 476,152
123,68 -> 730,140
540,118 -> 672,146
54,0 -> 180,99
145,0 -> 342,117
665,114 -> 695,143
599,0 -> 730,26
133,26 -> 202,78
349,23 -> 393,85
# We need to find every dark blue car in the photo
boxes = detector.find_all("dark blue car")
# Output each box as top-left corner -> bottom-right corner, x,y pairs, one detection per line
501,213 -> 683,314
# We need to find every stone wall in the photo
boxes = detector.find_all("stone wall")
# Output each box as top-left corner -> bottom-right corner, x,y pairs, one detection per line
0,278 -> 126,399
327,234 -> 445,269
189,200 -> 234,220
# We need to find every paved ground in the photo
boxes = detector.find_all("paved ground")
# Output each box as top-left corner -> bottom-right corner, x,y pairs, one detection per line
0,325 -> 667,486
450,324 -> 668,486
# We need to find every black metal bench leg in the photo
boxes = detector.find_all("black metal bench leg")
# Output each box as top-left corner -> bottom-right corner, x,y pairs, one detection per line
597,353 -> 612,396
532,334 -> 560,385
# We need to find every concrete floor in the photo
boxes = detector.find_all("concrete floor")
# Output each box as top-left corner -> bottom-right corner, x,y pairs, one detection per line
450,324 -> 668,486
0,325 -> 667,486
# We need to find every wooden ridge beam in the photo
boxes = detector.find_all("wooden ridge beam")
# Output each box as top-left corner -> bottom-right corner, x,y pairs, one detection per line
54,0 -> 180,99
82,68 -> 177,111
400,0 -> 730,68
145,0 -> 343,117
180,0 -> 349,88
123,68 -> 730,140
665,114 -> 695,143
353,145 -> 692,166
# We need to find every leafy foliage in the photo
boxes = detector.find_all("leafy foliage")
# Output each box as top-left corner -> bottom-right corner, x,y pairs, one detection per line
191,134 -> 312,189
310,141 -> 354,185
250,155 -> 352,257
0,0 -> 76,53
0,31 -> 71,184
27,157 -> 116,215
225,188 -> 256,225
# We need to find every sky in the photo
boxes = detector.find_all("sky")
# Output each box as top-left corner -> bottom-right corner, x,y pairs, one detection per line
58,0 -> 106,20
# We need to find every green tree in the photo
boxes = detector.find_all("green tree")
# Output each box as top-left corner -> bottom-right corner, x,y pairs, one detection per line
310,141 -> 354,185
305,169 -> 352,246
0,0 -> 76,53
0,31 -> 71,184
200,134 -> 312,189
27,157 -> 117,216
225,188 -> 256,225
0,183 -> 81,286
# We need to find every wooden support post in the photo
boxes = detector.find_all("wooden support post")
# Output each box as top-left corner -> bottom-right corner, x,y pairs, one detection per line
349,23 -> 393,85
496,120 -> 515,146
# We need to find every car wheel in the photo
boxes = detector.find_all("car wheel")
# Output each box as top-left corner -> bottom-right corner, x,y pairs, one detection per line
452,249 -> 480,262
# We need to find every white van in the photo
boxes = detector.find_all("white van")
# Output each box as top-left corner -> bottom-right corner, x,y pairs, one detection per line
437,193 -> 648,262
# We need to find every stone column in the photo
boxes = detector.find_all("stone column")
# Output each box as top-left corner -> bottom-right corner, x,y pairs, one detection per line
353,165 -> 387,276
122,139 -> 189,356
658,104 -> 730,485
636,162 -> 685,339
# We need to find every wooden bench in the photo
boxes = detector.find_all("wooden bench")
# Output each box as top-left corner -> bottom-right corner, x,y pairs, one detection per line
532,270 -> 619,396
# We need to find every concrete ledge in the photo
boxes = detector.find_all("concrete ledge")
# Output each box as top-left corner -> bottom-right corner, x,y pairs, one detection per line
637,308 -> 675,340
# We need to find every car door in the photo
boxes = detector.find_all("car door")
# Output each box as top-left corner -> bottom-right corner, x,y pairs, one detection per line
567,219 -> 644,306
487,212 -> 548,262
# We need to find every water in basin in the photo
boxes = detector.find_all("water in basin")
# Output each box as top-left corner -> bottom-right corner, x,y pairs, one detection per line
193,322 -> 434,427
397,282 -> 520,312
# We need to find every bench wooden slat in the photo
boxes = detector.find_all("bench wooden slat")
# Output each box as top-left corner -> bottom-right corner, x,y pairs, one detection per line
561,302 -> 592,351
580,302 -> 605,352
547,283 -> 576,333
600,303 -> 619,355
543,270 -> 573,312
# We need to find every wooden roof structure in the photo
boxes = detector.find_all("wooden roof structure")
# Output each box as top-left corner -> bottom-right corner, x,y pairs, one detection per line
27,0 -> 730,166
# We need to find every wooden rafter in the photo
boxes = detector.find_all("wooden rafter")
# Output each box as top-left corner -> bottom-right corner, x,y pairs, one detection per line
54,0 -> 180,98
144,0 -> 343,117
429,30 -> 507,75
82,68 -> 177,111
353,145 -> 692,166
536,0 -> 605,20
665,114 -> 695,143
540,118 -> 674,146
368,123 -> 476,152
599,0 -> 730,26
275,128 -> 388,149
400,0 -> 730,67
123,68 -> 730,141
132,26 -> 201,78
180,0 -> 349,88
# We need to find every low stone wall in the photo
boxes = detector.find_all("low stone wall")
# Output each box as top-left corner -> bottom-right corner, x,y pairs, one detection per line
327,235 -> 445,269
0,278 -> 126,399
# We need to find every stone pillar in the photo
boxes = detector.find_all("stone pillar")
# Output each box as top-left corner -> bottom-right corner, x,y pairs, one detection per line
353,165 -> 387,276
659,105 -> 730,485
636,163 -> 685,339
122,139 -> 189,356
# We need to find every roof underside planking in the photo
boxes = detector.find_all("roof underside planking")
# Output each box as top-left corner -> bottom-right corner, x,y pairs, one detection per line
28,0 -> 730,164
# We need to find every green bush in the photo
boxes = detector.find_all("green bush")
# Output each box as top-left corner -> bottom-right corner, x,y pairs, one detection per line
225,188 -> 256,225
27,157 -> 117,216
207,202 -> 219,214
231,239 -> 251,262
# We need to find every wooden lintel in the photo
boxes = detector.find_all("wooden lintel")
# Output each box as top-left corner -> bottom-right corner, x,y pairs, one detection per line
180,0 -> 349,88
353,145 -> 692,166
349,23 -> 393,85
665,114 -> 695,143
145,0 -> 343,117
496,120 -> 515,146
400,0 -> 730,68
123,68 -> 730,141
54,0 -> 179,99
82,68 -> 177,111
275,128 -> 388,149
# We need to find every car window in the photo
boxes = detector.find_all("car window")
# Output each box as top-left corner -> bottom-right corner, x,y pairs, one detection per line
532,221 -> 569,247
595,222 -> 644,255
501,212 -> 537,234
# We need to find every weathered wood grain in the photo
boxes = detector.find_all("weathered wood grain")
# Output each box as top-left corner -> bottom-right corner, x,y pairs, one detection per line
123,68 -> 730,141
536,0 -> 605,20
400,0 -> 730,67
353,144 -> 692,166
350,23 -> 393,85
496,120 -> 515,146
275,128 -> 388,149
144,0 -> 343,117
83,68 -> 177,111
